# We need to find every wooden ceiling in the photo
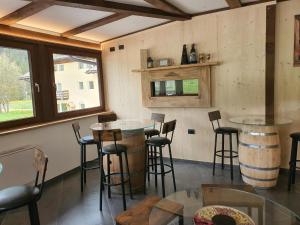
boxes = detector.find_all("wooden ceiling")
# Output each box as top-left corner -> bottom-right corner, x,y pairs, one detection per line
0,0 -> 275,47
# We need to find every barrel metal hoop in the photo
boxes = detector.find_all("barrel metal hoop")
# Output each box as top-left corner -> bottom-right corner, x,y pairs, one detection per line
242,131 -> 278,136
239,141 -> 279,149
242,173 -> 277,182
240,162 -> 280,171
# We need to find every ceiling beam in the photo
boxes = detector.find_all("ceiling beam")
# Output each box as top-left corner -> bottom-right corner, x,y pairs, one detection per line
143,0 -> 187,15
62,13 -> 129,37
0,24 -> 100,50
225,0 -> 242,8
0,1 -> 55,26
53,0 -> 190,21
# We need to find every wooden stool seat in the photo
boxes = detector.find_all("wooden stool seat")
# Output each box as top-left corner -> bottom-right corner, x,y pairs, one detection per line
115,196 -> 183,225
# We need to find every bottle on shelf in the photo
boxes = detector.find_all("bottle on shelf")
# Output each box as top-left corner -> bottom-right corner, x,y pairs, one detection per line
181,44 -> 189,65
189,44 -> 197,64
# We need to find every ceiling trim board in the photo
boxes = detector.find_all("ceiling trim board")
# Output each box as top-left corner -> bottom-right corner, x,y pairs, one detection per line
53,0 -> 190,20
61,13 -> 130,37
225,0 -> 242,8
143,0 -> 188,15
0,1 -> 55,26
0,24 -> 100,50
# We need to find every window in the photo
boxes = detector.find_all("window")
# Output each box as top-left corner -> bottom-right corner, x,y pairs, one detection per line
59,64 -> 64,71
0,43 -> 38,126
89,81 -> 94,89
295,15 -> 300,66
52,52 -> 102,114
79,82 -> 84,90
0,36 -> 104,130
79,62 -> 84,69
151,79 -> 199,97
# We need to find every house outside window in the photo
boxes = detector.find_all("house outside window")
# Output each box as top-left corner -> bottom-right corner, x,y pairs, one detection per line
89,81 -> 94,89
78,82 -> 84,90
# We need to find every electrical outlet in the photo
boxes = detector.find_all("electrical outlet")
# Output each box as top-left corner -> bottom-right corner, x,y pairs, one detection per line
188,129 -> 195,134
110,47 -> 115,52
119,44 -> 124,50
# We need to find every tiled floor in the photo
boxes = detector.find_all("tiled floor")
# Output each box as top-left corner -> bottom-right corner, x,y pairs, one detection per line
1,160 -> 300,225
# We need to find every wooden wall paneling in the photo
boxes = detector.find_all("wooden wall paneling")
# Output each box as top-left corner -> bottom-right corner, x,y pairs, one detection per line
265,4 -> 276,121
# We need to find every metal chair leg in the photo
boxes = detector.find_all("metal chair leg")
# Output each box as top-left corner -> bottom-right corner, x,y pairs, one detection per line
107,154 -> 111,199
221,133 -> 225,169
83,145 -> 87,184
159,147 -> 166,197
28,202 -> 40,225
213,133 -> 217,176
99,153 -> 104,211
119,153 -> 127,210
229,134 -> 234,180
144,144 -> 148,194
168,144 -> 176,192
124,151 -> 133,199
80,144 -> 84,193
154,147 -> 158,188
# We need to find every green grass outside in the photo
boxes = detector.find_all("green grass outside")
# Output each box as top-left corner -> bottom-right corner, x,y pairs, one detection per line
9,100 -> 33,110
0,110 -> 33,122
183,79 -> 199,94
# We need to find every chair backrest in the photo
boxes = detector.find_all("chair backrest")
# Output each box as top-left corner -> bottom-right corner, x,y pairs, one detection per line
93,129 -> 122,142
208,110 -> 221,131
151,113 -> 165,132
72,122 -> 81,144
0,146 -> 48,199
162,120 -> 176,142
98,112 -> 117,123
33,148 -> 48,197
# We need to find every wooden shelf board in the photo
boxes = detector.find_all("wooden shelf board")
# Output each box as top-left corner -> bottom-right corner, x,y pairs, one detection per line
132,61 -> 220,72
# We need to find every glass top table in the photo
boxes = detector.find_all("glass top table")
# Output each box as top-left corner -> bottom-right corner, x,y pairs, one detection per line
90,119 -> 153,131
230,115 -> 292,126
149,185 -> 300,225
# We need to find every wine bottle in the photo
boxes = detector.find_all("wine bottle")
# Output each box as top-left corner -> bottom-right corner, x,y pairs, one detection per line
189,44 -> 197,64
181,44 -> 189,65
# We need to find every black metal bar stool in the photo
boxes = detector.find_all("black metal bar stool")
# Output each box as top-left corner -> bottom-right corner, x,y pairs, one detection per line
93,129 -> 133,211
288,132 -> 300,191
208,111 -> 239,180
144,113 -> 165,184
72,122 -> 101,193
145,120 -> 177,197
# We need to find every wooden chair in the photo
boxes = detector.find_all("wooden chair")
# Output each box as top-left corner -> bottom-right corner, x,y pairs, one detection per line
0,146 -> 48,225
72,122 -> 100,192
93,129 -> 133,211
208,110 -> 239,180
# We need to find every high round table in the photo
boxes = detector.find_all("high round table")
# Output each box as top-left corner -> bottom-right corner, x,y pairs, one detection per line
149,186 -> 300,225
230,116 -> 292,188
90,119 -> 153,193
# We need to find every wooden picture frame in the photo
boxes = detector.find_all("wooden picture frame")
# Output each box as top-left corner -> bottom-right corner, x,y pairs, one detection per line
294,15 -> 300,66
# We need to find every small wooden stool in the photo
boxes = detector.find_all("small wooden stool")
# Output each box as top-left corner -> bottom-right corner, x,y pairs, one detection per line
115,196 -> 183,225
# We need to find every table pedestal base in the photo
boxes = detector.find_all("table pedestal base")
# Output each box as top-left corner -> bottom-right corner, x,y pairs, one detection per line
239,125 -> 281,188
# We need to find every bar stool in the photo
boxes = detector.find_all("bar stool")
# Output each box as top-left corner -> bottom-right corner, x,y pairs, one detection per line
93,129 -> 133,211
145,120 -> 177,197
72,122 -> 100,193
144,113 -> 165,182
208,111 -> 239,180
288,132 -> 300,191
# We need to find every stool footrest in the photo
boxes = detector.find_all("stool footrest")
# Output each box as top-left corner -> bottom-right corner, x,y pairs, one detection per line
215,150 -> 238,158
148,163 -> 173,175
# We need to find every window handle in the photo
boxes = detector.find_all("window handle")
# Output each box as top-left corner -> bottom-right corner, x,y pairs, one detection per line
34,83 -> 40,93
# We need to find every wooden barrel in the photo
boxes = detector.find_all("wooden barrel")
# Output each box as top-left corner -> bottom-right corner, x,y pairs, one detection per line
239,125 -> 281,188
104,128 -> 146,194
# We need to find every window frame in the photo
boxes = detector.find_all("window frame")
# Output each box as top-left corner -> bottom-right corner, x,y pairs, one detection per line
0,39 -> 42,129
47,46 -> 105,119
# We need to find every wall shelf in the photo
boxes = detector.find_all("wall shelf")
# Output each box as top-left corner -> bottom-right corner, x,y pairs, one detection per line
132,61 -> 220,73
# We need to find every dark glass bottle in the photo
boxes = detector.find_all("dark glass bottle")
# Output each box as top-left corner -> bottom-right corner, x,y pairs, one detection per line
147,57 -> 154,68
189,44 -> 197,64
181,44 -> 189,65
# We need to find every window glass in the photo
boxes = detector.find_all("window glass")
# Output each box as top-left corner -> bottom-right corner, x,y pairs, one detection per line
0,46 -> 35,122
151,79 -> 199,97
89,81 -> 94,89
52,53 -> 101,113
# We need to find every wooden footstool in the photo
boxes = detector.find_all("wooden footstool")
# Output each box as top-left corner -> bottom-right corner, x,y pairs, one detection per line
115,196 -> 183,225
